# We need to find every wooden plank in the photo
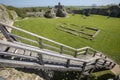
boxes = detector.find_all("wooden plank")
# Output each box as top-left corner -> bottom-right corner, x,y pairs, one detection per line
0,45 -> 7,51
77,46 -> 89,51
7,47 -> 16,53
0,51 -> 37,60
92,30 -> 100,38
85,27 -> 98,31
0,59 -> 82,71
60,25 -> 93,36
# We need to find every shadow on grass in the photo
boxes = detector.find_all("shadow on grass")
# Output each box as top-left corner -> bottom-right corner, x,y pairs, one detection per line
52,71 -> 80,80
16,68 -> 115,80
97,73 -> 115,80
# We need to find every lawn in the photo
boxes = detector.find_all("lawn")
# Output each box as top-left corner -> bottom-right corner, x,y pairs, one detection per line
14,14 -> 120,64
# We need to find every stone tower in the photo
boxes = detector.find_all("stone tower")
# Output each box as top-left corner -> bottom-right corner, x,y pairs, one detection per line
54,2 -> 68,17
44,2 -> 68,18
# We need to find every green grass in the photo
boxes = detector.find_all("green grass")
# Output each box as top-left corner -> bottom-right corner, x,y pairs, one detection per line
91,70 -> 115,80
14,14 -> 120,64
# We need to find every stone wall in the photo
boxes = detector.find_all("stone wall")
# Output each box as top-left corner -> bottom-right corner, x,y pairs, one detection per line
72,5 -> 120,17
0,4 -> 15,41
44,8 -> 56,18
44,2 -> 68,18
0,4 -> 13,24
10,10 -> 18,20
27,10 -> 44,17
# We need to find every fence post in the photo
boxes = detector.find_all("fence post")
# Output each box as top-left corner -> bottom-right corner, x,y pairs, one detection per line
111,63 -> 116,68
38,38 -> 44,65
74,51 -> 78,57
100,54 -> 102,57
60,46 -> 64,54
93,51 -> 97,57
0,24 -> 17,42
39,38 -> 43,49
104,56 -> 107,59
88,59 -> 99,75
102,60 -> 107,66
84,48 -> 89,55
66,59 -> 70,68
108,62 -> 112,67
78,62 -> 87,80
37,54 -> 44,65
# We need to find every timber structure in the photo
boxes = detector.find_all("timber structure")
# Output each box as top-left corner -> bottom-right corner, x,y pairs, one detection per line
57,23 -> 100,40
0,23 -> 116,80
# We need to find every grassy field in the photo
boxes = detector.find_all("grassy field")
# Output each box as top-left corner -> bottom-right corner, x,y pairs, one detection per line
14,14 -> 120,64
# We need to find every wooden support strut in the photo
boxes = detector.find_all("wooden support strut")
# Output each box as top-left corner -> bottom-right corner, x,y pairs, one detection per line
37,54 -> 44,65
0,25 -> 17,42
93,51 -> 97,57
108,62 -> 112,67
4,47 -> 10,52
38,38 -> 44,65
111,63 -> 116,68
66,59 -> 70,68
74,51 -> 78,57
102,60 -> 107,66
78,62 -> 87,80
84,48 -> 89,55
88,59 -> 99,74
39,38 -> 43,49
60,46 -> 64,54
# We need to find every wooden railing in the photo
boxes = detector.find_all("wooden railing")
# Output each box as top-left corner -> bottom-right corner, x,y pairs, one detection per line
0,23 -> 77,55
0,23 -> 116,73
0,40 -> 99,68
0,23 -> 102,57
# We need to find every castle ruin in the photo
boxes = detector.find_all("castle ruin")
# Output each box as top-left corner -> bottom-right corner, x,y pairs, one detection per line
44,2 -> 68,18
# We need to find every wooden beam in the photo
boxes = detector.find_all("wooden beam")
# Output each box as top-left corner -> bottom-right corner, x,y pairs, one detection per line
0,51 -> 37,60
66,59 -> 70,68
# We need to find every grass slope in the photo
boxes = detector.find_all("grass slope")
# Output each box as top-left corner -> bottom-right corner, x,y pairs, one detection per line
14,14 -> 120,64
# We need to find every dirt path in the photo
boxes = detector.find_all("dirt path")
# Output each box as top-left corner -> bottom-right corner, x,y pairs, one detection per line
111,64 -> 120,75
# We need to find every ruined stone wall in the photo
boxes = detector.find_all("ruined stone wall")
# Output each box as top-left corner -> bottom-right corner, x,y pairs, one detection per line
27,10 -> 44,17
72,5 -> 120,17
44,8 -> 56,18
10,10 -> 18,20
0,4 -> 13,24
0,4 -> 15,40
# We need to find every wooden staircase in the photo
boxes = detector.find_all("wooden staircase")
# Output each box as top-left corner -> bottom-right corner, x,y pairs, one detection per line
0,23 -> 116,80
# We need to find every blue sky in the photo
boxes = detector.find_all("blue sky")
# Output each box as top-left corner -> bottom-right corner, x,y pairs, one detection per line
0,0 -> 120,7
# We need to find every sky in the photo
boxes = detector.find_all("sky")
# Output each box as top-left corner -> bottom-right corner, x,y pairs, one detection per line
0,0 -> 120,7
